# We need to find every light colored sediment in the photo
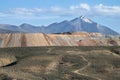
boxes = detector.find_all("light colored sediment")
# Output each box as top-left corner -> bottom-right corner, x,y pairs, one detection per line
0,54 -> 17,67
0,33 -> 119,47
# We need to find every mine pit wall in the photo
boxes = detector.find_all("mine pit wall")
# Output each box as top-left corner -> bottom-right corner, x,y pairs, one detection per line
0,33 -> 50,47
0,33 -> 90,47
0,33 -> 119,47
0,33 -> 22,47
45,34 -> 86,46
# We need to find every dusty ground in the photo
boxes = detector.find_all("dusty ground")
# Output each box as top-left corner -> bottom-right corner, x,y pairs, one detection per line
0,46 -> 120,80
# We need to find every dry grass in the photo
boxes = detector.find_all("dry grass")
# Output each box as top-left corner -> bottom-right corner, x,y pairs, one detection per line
0,46 -> 120,80
21,65 -> 44,73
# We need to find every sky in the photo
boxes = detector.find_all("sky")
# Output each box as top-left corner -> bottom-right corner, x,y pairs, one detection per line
0,0 -> 120,33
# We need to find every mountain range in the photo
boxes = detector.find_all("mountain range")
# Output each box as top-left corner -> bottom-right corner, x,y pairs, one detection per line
0,16 -> 119,35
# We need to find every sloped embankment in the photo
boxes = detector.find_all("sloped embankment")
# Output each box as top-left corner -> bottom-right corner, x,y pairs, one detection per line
0,33 -> 119,47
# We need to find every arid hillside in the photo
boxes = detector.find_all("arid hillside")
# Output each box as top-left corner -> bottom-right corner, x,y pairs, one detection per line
0,32 -> 119,47
0,46 -> 120,80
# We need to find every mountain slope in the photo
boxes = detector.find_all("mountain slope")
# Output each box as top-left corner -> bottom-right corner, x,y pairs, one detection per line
19,23 -> 42,32
0,16 -> 119,35
45,16 -> 119,35
0,24 -> 22,33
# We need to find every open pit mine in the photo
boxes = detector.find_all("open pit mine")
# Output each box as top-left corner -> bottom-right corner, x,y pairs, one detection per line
0,32 -> 119,47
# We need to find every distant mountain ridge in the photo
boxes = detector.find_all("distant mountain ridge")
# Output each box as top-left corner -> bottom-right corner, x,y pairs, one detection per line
0,16 -> 119,35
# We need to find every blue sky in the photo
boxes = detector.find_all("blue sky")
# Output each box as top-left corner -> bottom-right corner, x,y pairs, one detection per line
0,0 -> 120,33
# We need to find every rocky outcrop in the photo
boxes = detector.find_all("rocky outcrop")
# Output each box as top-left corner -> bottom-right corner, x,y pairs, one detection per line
0,33 -> 49,47
0,54 -> 17,67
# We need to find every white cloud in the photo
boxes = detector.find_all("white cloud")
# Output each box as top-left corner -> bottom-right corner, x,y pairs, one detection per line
94,4 -> 120,15
70,3 -> 120,17
50,6 -> 64,12
70,3 -> 90,11
9,8 -> 45,16
0,3 -> 120,19
80,3 -> 90,11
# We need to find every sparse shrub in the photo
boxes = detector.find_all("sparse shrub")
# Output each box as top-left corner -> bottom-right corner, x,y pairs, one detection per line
0,74 -> 13,80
